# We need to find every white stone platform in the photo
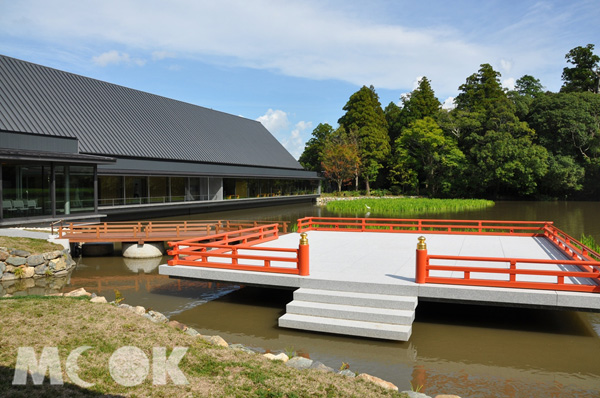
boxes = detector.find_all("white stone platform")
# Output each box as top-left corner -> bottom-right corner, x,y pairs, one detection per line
159,231 -> 600,340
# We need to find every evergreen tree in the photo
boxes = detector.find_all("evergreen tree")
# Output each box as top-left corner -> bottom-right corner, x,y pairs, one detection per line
391,117 -> 465,196
561,44 -> 600,94
508,75 -> 544,120
452,64 -> 548,197
298,123 -> 334,172
338,85 -> 390,195
399,77 -> 441,125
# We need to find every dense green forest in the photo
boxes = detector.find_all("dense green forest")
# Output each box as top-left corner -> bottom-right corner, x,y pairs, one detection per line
299,44 -> 600,199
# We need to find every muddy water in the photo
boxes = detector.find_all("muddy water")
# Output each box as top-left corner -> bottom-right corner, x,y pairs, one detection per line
56,201 -> 600,397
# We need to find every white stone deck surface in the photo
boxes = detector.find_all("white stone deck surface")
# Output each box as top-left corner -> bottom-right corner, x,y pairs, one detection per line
159,231 -> 600,311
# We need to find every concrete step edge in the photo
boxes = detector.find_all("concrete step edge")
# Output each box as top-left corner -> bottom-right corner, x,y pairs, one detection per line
287,300 -> 415,321
294,288 -> 418,309
279,313 -> 412,341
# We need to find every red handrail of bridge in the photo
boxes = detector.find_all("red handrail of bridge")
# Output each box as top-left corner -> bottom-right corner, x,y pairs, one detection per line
297,216 -> 552,236
58,220 -> 290,243
167,224 -> 309,276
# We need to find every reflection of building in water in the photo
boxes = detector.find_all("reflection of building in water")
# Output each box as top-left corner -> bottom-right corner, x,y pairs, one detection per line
123,257 -> 162,274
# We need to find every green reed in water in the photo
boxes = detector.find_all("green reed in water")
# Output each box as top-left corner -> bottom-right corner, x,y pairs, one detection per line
326,198 -> 495,217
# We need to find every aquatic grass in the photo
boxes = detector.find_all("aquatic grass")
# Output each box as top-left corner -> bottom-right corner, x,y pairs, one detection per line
326,198 -> 494,217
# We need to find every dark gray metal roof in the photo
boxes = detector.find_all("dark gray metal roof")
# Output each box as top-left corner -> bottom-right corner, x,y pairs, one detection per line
0,55 -> 303,170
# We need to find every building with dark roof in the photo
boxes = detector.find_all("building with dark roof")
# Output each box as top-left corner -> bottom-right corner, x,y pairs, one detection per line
0,55 -> 319,225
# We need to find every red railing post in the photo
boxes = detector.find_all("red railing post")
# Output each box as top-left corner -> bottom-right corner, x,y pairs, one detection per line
298,232 -> 310,276
416,236 -> 427,284
168,242 -> 178,266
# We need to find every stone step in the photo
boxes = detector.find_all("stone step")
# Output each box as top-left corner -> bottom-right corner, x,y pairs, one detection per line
302,278 -> 418,296
293,287 -> 417,310
279,313 -> 412,341
287,300 -> 415,324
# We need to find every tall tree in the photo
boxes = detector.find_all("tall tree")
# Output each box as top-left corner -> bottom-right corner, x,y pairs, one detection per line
452,64 -> 548,197
321,128 -> 360,192
561,44 -> 600,94
338,85 -> 390,195
528,91 -> 600,197
400,77 -> 441,125
386,77 -> 441,143
298,123 -> 334,172
391,117 -> 465,196
508,75 -> 544,119
384,101 -> 403,143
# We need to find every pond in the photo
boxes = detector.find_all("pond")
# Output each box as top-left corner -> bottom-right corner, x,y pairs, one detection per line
12,200 -> 600,397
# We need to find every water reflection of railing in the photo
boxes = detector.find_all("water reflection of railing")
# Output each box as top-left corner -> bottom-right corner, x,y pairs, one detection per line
67,273 -> 233,294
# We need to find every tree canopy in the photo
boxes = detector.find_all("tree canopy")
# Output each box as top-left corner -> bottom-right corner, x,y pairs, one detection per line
338,85 -> 390,195
561,44 -> 600,94
298,43 -> 600,199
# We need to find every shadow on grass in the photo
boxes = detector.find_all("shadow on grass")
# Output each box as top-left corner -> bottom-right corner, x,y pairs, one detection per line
0,366 -> 124,398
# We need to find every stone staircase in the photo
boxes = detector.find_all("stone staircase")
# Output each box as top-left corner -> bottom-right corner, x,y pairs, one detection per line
278,287 -> 418,341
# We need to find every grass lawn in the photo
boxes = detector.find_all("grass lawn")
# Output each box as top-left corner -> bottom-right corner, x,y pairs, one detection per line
0,296 -> 407,397
0,237 -> 64,254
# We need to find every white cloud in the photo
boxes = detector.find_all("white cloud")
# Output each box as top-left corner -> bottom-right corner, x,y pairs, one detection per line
412,76 -> 424,90
500,59 -> 512,72
92,50 -> 146,67
0,0 -> 497,95
285,121 -> 313,159
256,109 -> 290,135
1,0 -> 598,95
256,110 -> 311,159
441,96 -> 456,110
152,51 -> 176,61
502,77 -> 516,91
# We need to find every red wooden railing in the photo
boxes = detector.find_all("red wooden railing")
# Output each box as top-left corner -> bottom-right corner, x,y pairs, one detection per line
415,225 -> 600,293
297,217 -> 552,236
167,224 -> 309,275
298,217 -> 600,292
59,219 -> 290,243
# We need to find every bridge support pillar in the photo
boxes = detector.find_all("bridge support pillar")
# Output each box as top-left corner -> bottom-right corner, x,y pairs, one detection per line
122,242 -> 165,258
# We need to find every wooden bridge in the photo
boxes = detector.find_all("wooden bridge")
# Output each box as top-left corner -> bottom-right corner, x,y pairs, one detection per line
58,220 -> 292,244
160,217 -> 600,341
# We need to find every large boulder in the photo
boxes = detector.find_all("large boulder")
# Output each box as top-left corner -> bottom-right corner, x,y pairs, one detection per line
357,373 -> 398,391
34,263 -> 48,275
44,250 -> 63,261
10,249 -> 30,257
49,257 -> 67,272
22,266 -> 35,279
26,254 -> 45,266
6,256 -> 26,266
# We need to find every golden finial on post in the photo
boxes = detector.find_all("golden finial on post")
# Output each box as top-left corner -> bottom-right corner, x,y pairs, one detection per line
417,236 -> 427,250
300,232 -> 308,245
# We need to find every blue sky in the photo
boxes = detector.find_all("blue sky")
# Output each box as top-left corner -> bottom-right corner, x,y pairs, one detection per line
1,0 -> 598,159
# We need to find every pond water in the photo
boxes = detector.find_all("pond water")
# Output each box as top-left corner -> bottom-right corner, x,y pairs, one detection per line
16,200 -> 600,397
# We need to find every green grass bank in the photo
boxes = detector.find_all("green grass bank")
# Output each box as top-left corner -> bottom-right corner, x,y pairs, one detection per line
0,296 -> 407,397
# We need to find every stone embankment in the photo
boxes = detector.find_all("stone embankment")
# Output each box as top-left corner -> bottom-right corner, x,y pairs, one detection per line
19,287 -> 460,398
0,247 -> 76,282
